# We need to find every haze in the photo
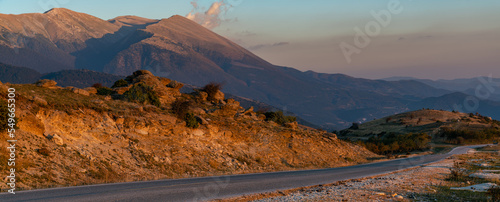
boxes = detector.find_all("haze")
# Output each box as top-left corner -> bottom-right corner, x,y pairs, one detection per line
1,0 -> 498,79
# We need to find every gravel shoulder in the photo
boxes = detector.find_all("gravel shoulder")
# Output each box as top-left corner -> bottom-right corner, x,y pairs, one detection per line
218,149 -> 490,201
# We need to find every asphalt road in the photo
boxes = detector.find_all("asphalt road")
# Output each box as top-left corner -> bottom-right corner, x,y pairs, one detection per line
0,145 -> 487,202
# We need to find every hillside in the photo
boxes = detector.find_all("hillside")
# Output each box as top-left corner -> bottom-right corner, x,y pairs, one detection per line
40,70 -> 124,88
0,71 -> 376,190
1,8 -> 485,130
0,62 -> 41,84
340,109 -> 499,140
339,109 -> 500,154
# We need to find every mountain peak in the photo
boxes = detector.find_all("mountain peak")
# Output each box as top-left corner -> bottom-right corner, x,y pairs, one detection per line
108,15 -> 159,27
43,7 -> 74,14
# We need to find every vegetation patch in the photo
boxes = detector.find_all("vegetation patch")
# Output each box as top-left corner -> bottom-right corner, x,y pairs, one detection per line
356,132 -> 431,155
202,82 -> 222,101
263,111 -> 297,126
123,84 -> 161,107
112,79 -> 129,88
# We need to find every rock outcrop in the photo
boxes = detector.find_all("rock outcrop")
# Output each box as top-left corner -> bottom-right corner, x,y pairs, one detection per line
35,79 -> 57,88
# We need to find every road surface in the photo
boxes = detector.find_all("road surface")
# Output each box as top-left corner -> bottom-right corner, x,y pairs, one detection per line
0,145 -> 487,202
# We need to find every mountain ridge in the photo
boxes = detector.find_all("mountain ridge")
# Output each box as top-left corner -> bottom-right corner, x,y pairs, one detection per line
1,8 -> 499,129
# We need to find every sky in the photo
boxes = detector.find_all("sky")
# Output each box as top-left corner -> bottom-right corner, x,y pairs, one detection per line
0,0 -> 499,80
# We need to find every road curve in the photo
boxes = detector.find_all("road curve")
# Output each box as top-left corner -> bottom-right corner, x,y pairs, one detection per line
0,145 -> 488,202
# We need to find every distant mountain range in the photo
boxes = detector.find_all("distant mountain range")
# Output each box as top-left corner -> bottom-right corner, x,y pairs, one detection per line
1,8 -> 499,129
383,76 -> 500,101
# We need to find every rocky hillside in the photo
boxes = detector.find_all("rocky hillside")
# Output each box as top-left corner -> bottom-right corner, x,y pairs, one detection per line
0,70 -> 376,191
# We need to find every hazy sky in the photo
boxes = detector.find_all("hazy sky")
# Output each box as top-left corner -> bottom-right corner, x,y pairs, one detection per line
0,0 -> 499,79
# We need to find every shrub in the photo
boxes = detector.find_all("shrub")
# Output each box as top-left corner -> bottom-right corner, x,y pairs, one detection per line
449,161 -> 467,181
0,99 -> 8,132
123,84 -> 161,107
97,87 -> 113,96
359,132 -> 431,155
487,186 -> 500,202
171,100 -> 192,119
92,83 -> 104,89
264,111 -> 296,126
185,113 -> 199,128
202,82 -> 222,101
112,79 -> 129,88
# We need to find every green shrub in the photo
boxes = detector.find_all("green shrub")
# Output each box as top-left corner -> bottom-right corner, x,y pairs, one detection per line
123,84 -> 161,107
171,100 -> 192,119
264,111 -> 296,126
185,113 -> 199,128
440,127 -> 500,144
202,82 -> 222,101
359,132 -> 431,155
112,79 -> 129,88
97,87 -> 113,96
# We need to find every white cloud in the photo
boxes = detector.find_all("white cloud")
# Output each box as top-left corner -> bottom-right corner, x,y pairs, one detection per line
186,0 -> 232,29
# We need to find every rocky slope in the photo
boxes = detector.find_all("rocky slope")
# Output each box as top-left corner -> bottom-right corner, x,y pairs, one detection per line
0,71 -> 376,191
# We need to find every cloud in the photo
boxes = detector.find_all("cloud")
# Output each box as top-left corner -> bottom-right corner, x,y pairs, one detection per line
248,42 -> 290,50
186,0 -> 232,29
235,30 -> 257,37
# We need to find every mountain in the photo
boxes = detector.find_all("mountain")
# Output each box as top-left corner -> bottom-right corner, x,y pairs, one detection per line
0,63 -> 123,88
383,76 -> 500,101
40,70 -> 124,88
1,8 -> 498,129
0,62 -> 41,83
408,92 -> 500,120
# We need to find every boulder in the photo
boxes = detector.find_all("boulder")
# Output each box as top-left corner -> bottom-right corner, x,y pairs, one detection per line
44,133 -> 64,146
191,129 -> 204,136
71,88 -> 90,96
32,96 -> 48,106
213,90 -> 225,102
124,70 -> 182,104
243,107 -> 254,115
225,99 -> 241,110
167,80 -> 184,89
195,115 -> 209,125
195,91 -> 208,101
132,70 -> 153,76
84,87 -> 98,94
191,107 -> 206,115
114,86 -> 131,95
35,79 -> 57,88
159,77 -> 172,86
285,121 -> 298,129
